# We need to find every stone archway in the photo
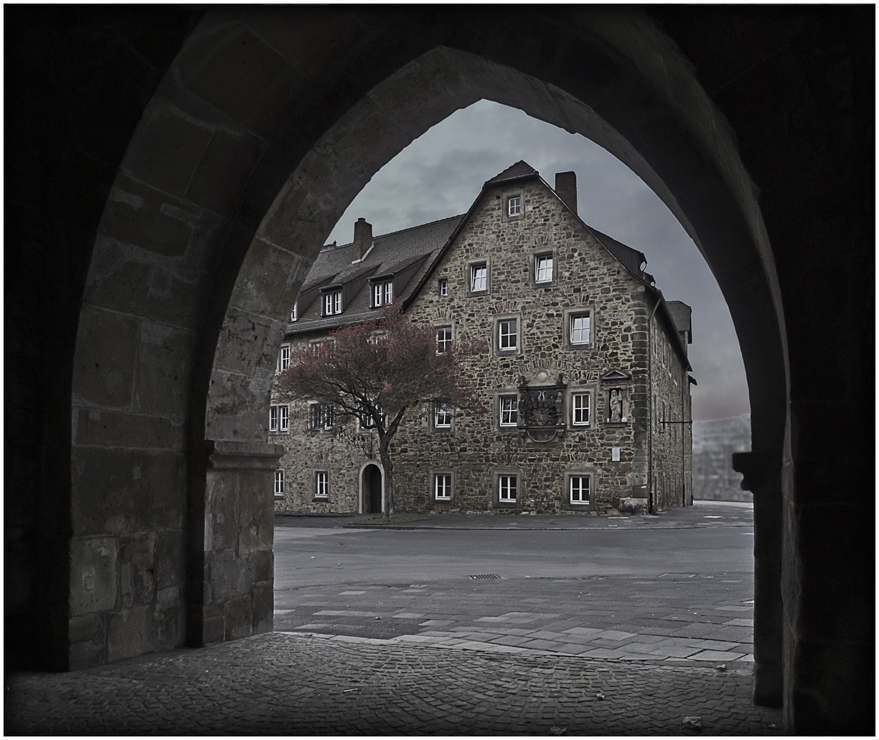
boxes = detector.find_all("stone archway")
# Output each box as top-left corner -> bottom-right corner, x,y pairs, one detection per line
74,1 -> 786,688
10,6 -> 868,733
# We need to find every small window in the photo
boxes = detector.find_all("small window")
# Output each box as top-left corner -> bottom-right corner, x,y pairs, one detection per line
277,345 -> 291,373
570,475 -> 590,504
434,473 -> 452,501
507,196 -> 521,218
372,280 -> 393,308
498,318 -> 518,351
436,326 -> 452,355
439,279 -> 448,297
471,263 -> 487,292
359,405 -> 383,430
498,474 -> 518,502
434,403 -> 452,429
323,290 -> 342,316
309,403 -> 333,431
535,255 -> 553,283
500,395 -> 518,427
290,303 -> 298,322
274,469 -> 285,497
572,393 -> 590,426
570,313 -> 591,344
269,405 -> 289,435
315,471 -> 329,499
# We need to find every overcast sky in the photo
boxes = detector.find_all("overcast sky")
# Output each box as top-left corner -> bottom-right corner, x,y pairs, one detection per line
327,101 -> 750,421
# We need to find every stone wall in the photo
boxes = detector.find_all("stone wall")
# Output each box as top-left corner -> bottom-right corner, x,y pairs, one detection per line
649,312 -> 694,511
693,415 -> 752,502
272,175 -> 692,516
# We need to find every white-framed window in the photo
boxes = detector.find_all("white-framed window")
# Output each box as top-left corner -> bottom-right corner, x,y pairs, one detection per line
323,290 -> 342,316
570,475 -> 590,504
372,280 -> 393,307
434,403 -> 452,429
269,404 -> 289,433
471,263 -> 487,292
274,469 -> 285,497
315,471 -> 329,499
498,474 -> 518,502
500,395 -> 518,427
276,344 -> 291,373
436,326 -> 453,355
439,279 -> 448,297
358,404 -> 383,430
507,195 -> 521,218
309,403 -> 333,431
572,392 -> 590,426
535,254 -> 553,283
498,318 -> 518,351
570,313 -> 591,344
434,473 -> 452,501
290,303 -> 297,322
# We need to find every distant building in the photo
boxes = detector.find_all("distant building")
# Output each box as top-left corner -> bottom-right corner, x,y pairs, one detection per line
270,162 -> 695,515
692,415 -> 752,501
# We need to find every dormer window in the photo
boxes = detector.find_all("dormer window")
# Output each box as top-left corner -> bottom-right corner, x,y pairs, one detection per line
290,302 -> 298,322
322,289 -> 342,316
372,280 -> 393,308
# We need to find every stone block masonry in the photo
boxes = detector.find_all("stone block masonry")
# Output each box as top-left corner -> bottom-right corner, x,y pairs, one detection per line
272,164 -> 693,517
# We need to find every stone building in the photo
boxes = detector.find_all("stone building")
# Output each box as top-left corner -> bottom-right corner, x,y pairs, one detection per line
270,162 -> 694,516
693,415 -> 752,502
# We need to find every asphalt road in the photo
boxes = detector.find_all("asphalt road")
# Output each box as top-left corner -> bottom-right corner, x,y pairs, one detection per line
274,525 -> 754,588
273,503 -> 756,663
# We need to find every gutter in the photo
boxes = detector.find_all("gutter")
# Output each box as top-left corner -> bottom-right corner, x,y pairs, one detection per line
647,293 -> 662,515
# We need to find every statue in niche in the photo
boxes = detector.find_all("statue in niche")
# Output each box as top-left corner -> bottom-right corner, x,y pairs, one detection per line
609,389 -> 623,423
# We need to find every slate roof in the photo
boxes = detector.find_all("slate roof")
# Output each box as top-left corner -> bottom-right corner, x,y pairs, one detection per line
483,160 -> 539,186
290,214 -> 464,333
666,300 -> 693,339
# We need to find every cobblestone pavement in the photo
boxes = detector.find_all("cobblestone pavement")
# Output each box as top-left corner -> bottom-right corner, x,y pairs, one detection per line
6,632 -> 782,735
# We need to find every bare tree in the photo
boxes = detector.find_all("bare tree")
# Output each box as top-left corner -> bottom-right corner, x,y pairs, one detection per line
275,303 -> 484,518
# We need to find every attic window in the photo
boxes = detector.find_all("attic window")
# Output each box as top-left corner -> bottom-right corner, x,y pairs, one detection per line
372,280 -> 393,308
322,290 -> 342,316
507,195 -> 521,217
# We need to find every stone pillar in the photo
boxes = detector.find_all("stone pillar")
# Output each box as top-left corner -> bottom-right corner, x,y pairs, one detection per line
732,449 -> 783,707
187,441 -> 282,646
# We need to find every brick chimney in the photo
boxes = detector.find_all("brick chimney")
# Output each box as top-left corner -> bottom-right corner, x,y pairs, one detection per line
555,172 -> 577,215
352,217 -> 372,262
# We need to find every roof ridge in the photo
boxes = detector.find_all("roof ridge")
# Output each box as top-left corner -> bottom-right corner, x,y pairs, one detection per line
325,213 -> 465,251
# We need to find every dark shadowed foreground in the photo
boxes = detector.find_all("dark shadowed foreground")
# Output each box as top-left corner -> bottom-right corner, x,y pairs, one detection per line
6,632 -> 781,735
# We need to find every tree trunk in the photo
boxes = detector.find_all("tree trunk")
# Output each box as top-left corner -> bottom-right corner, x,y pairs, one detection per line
378,438 -> 394,519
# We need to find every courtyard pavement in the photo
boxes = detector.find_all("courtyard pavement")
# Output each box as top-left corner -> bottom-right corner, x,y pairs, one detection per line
6,502 -> 783,735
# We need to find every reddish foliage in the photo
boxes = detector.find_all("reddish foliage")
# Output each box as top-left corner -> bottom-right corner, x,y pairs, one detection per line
275,302 -> 485,516
276,302 -> 484,427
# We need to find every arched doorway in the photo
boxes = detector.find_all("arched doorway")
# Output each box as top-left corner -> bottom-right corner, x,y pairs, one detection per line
362,464 -> 383,515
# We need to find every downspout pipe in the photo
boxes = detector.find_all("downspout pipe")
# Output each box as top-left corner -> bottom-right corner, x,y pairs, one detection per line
647,294 -> 662,515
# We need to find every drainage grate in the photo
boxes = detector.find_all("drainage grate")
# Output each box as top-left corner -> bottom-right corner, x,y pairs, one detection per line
468,574 -> 502,580
659,573 -> 698,580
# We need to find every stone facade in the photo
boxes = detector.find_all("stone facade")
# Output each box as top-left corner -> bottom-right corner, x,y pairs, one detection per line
271,163 -> 693,516
693,415 -> 752,502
